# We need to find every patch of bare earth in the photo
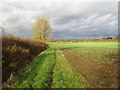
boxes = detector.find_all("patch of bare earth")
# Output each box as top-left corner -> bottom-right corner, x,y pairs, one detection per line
61,49 -> 119,88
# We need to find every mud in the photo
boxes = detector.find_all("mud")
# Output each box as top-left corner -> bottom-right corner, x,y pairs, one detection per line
62,49 -> 119,88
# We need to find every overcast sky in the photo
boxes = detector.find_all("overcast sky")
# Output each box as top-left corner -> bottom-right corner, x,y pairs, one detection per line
0,0 -> 119,39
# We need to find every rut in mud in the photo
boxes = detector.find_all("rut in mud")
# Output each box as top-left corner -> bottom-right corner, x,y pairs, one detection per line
61,49 -> 119,88
49,49 -> 57,88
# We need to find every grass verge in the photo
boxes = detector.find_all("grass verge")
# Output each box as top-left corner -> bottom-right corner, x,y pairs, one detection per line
10,48 -> 56,88
52,47 -> 88,88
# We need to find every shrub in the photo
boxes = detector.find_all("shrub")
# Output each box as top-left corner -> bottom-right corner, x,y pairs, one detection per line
2,36 -> 48,83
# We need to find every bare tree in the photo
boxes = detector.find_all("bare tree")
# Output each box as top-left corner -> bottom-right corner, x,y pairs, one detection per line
31,17 -> 52,40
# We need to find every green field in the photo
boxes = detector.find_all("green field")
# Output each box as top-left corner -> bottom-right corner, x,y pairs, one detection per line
58,42 -> 119,62
9,41 -> 119,88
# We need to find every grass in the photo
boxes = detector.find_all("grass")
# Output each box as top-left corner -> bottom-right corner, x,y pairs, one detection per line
9,43 -> 88,88
11,49 -> 56,88
5,41 -> 119,88
57,42 -> 119,63
32,49 -> 56,88
52,49 -> 87,88
57,42 -> 118,49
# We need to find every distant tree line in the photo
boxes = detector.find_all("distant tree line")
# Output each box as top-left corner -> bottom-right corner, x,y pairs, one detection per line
102,37 -> 112,39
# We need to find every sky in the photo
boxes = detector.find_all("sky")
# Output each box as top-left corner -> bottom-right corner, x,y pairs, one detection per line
0,0 -> 119,39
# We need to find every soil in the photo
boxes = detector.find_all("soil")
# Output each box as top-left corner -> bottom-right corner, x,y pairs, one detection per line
61,49 -> 119,88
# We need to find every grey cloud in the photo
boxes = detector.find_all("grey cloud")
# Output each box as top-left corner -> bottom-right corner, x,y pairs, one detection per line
1,1 -> 118,39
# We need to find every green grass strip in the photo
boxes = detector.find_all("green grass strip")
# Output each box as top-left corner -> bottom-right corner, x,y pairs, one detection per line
52,49 -> 87,88
11,48 -> 56,88
32,49 -> 55,88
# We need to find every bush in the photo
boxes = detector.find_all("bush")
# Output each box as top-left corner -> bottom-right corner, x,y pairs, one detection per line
2,36 -> 48,83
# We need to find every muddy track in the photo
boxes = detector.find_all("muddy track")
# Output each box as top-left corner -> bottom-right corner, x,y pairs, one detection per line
61,49 -> 119,88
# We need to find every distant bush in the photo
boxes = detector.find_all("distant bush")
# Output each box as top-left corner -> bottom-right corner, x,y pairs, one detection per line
2,36 -> 48,83
102,37 -> 112,39
47,37 -> 118,43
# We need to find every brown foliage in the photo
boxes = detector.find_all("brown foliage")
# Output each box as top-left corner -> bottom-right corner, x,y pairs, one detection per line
47,38 -> 118,43
2,36 -> 48,83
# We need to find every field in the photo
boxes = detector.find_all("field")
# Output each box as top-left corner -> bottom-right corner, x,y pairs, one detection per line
4,41 -> 119,88
58,42 -> 119,88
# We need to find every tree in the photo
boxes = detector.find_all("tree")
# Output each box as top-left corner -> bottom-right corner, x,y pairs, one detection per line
31,17 -> 52,40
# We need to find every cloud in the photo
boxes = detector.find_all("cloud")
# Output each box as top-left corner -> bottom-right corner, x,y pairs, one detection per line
0,1 -> 118,39
0,0 -> 119,2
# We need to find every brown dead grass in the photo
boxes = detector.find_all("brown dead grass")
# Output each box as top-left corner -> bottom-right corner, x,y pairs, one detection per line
2,36 -> 48,83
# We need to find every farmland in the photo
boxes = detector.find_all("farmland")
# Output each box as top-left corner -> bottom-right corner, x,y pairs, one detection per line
4,41 -> 119,88
1,1 -> 119,89
8,44 -> 89,88
58,42 -> 119,88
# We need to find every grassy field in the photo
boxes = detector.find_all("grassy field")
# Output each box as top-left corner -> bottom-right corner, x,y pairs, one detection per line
57,42 -> 119,88
4,41 -> 119,88
58,42 -> 119,62
9,44 -> 88,88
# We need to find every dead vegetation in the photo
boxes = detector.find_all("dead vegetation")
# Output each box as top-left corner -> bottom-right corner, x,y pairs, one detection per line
2,36 -> 48,84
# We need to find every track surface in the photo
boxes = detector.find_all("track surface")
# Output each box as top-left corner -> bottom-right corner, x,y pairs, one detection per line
62,49 -> 119,88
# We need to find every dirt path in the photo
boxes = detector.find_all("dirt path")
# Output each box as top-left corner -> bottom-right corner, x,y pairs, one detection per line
61,49 -> 119,88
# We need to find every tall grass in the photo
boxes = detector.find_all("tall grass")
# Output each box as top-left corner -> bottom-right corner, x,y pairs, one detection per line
2,36 -> 48,84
